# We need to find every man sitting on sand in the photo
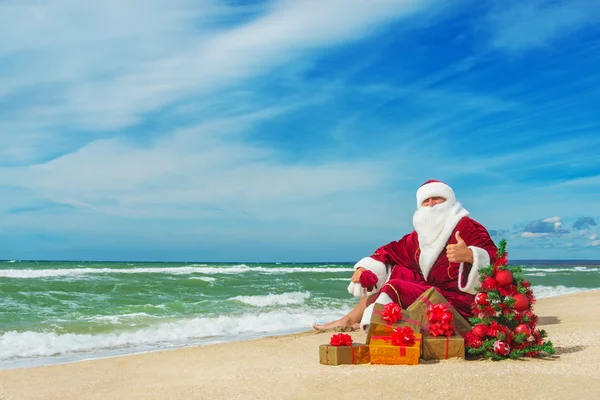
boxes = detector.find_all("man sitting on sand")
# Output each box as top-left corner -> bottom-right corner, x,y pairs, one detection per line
314,180 -> 497,331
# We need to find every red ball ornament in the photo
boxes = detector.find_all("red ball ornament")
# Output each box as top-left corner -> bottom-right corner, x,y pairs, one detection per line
513,294 -> 530,311
471,324 -> 487,339
493,340 -> 511,356
475,292 -> 488,305
514,324 -> 532,336
495,270 -> 513,286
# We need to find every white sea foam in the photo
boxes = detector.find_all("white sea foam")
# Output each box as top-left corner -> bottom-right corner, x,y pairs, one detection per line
231,291 -> 310,307
522,266 -> 599,273
0,265 -> 352,279
0,308 -> 346,363
189,277 -> 217,283
88,313 -> 160,324
531,285 -> 592,299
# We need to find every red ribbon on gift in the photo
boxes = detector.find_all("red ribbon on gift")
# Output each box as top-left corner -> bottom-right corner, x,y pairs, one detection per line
427,303 -> 456,337
374,303 -> 422,327
372,326 -> 419,357
329,333 -> 353,346
429,321 -> 456,337
428,303 -> 454,324
445,336 -> 449,359
391,326 -> 416,346
382,302 -> 401,323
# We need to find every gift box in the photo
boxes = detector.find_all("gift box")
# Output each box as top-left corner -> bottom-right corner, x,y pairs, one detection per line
421,334 -> 465,360
369,333 -> 422,365
319,343 -> 370,365
406,287 -> 472,335
366,303 -> 422,344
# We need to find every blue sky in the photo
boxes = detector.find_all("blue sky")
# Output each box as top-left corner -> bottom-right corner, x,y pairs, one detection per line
1,0 -> 599,262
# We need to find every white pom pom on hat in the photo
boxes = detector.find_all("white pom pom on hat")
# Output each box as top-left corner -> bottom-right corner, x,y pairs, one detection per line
416,179 -> 456,206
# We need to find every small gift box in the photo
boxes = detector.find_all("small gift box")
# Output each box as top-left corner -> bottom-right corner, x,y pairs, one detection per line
369,326 -> 422,365
366,302 -> 422,344
319,333 -> 370,365
420,301 -> 465,360
422,334 -> 465,360
406,287 -> 472,335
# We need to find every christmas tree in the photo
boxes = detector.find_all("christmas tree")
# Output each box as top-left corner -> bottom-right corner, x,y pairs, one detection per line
465,239 -> 555,360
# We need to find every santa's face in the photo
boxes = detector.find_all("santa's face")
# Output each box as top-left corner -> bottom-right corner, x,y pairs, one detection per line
421,196 -> 446,207
413,197 -> 452,246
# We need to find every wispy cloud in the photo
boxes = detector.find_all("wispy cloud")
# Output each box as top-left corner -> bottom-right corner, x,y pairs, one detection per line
1,0 -> 599,260
487,0 -> 600,52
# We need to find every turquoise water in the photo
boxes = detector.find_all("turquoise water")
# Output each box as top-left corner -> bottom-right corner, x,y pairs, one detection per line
1,260 -> 599,369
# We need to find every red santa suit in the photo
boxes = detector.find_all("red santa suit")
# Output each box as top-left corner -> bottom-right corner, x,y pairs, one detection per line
347,180 -> 497,330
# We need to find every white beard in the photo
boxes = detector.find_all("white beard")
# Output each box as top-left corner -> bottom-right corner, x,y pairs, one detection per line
413,201 -> 454,246
412,201 -> 470,279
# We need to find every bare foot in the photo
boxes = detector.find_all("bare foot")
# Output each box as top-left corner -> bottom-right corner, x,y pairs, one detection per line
312,319 -> 346,331
351,323 -> 361,331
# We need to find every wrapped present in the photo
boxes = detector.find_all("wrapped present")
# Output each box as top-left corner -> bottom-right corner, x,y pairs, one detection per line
406,287 -> 471,335
366,302 -> 422,344
369,326 -> 421,365
422,334 -> 465,360
319,333 -> 370,365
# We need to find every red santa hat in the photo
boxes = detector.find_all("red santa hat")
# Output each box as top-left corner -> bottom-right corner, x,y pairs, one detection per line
416,180 -> 456,206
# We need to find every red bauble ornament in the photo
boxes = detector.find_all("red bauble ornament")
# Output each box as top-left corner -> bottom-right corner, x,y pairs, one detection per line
514,324 -> 532,336
495,270 -> 513,286
493,340 -> 511,356
471,324 -> 487,339
475,292 -> 488,305
513,294 -> 530,311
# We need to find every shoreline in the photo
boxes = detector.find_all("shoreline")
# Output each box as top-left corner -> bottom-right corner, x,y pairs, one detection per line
1,288 -> 595,372
1,290 -> 600,399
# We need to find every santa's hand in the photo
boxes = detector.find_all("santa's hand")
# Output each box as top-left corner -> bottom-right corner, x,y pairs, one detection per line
351,267 -> 365,283
446,231 -> 474,264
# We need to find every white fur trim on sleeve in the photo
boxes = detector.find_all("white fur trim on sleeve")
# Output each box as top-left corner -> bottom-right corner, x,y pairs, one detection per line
353,257 -> 388,292
458,246 -> 491,294
347,281 -> 368,298
360,302 -> 375,333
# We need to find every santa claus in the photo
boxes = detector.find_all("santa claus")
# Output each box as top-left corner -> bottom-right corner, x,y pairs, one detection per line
313,180 -> 497,331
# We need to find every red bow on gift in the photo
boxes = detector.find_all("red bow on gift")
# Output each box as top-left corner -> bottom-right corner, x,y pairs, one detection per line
428,303 -> 453,323
329,333 -> 353,346
391,326 -> 416,346
429,321 -> 456,337
428,303 -> 456,337
359,270 -> 378,291
382,302 -> 402,324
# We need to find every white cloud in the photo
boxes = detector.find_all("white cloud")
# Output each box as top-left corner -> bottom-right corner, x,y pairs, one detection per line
488,0 -> 600,52
542,216 -> 561,223
0,0 -> 438,165
0,107 -> 393,223
521,232 -> 550,238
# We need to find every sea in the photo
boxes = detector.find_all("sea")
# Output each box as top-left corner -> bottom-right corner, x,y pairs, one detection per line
1,259 -> 599,370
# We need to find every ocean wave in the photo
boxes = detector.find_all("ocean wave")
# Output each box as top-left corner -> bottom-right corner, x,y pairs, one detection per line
0,265 -> 352,279
0,308 -> 346,362
189,277 -> 217,284
230,291 -> 310,307
87,313 -> 161,324
522,266 -> 600,273
531,285 -> 593,299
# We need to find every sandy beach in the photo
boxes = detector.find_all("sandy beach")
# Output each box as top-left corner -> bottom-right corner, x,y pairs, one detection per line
1,290 -> 599,400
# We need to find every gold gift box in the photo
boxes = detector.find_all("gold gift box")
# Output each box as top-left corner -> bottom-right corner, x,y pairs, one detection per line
406,287 -> 472,335
366,303 -> 422,344
369,333 -> 422,365
319,343 -> 370,366
421,334 -> 465,360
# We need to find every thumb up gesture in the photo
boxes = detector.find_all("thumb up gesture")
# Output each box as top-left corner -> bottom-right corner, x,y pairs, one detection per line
446,231 -> 474,264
